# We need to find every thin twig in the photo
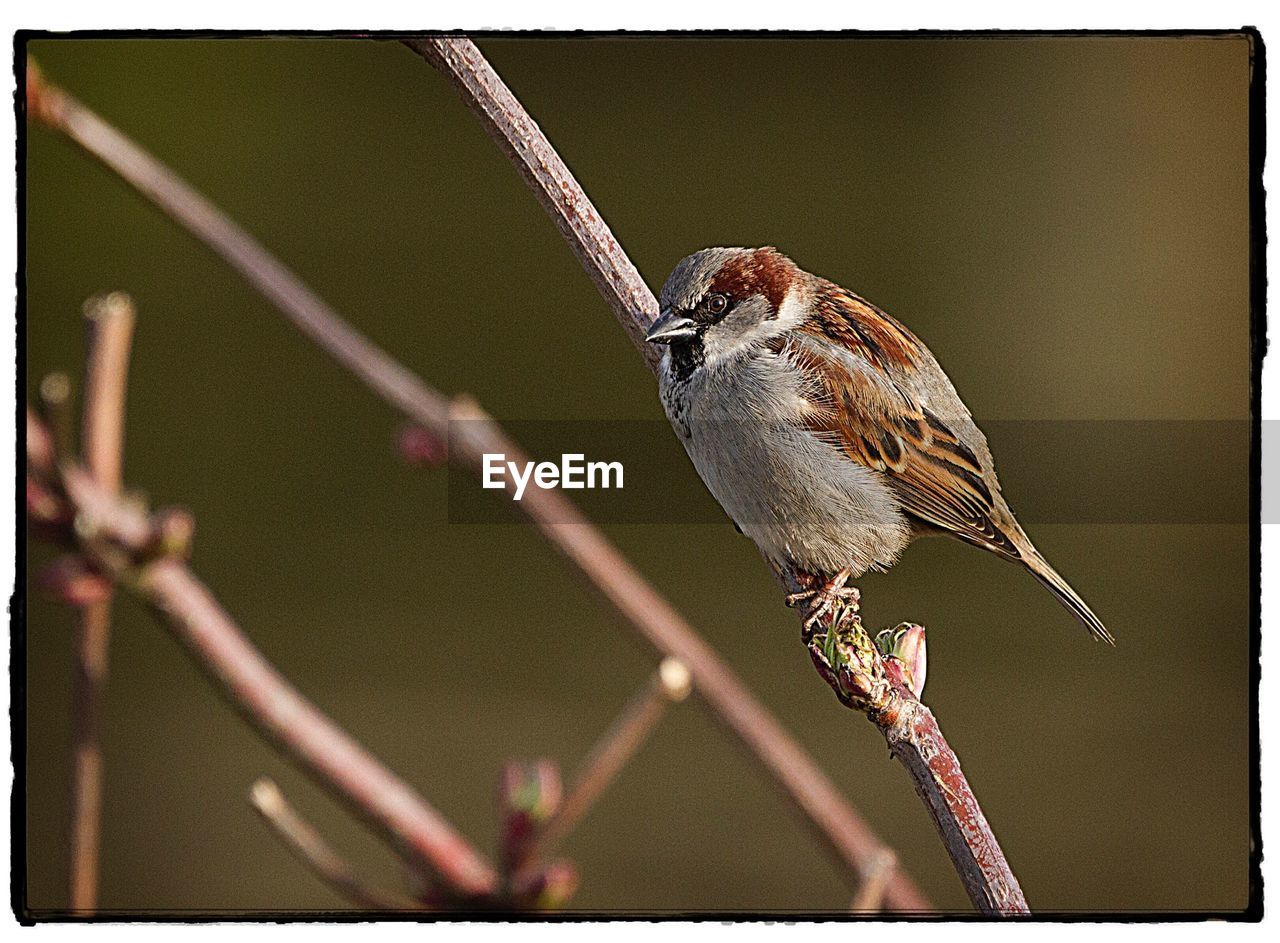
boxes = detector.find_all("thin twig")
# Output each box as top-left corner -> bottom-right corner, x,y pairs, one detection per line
27,428 -> 499,901
26,57 -> 928,911
849,850 -> 897,913
806,605 -> 1029,916
249,778 -> 423,911
67,292 -> 135,913
25,58 -> 449,432
80,293 -> 134,489
27,405 -> 57,476
458,398 -> 929,907
137,559 -> 498,899
532,658 -> 692,866
37,371 -> 74,462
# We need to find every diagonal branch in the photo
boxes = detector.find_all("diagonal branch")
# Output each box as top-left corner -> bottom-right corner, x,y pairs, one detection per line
25,58 -> 449,432
402,38 -> 660,370
137,555 -> 498,899
806,603 -> 1029,915
404,36 -> 1022,913
849,849 -> 897,913
68,292 -> 135,913
249,778 -> 424,911
25,54 -> 928,911
28,425 -> 499,901
530,657 -> 692,869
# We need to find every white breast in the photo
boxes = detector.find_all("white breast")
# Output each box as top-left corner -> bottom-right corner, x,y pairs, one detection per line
659,348 -> 912,578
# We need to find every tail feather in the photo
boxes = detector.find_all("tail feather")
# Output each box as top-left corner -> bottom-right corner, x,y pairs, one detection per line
1026,555 -> 1114,645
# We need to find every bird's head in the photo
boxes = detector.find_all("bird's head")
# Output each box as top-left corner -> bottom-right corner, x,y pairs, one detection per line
647,247 -> 806,367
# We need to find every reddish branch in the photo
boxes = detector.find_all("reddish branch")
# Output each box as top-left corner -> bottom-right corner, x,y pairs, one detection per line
406,36 -> 1025,914
405,38 -> 660,371
27,425 -> 497,902
249,778 -> 422,911
453,399 -> 933,909
805,599 -> 1029,915
139,557 -> 496,899
36,373 -> 75,459
530,657 -> 692,869
25,59 -> 449,433
26,57 -> 926,910
67,293 -> 135,913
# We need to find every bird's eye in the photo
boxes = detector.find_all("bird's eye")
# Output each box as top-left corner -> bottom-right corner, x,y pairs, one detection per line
706,293 -> 729,316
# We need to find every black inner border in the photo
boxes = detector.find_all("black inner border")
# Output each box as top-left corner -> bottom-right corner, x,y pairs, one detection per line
10,26 -> 1266,924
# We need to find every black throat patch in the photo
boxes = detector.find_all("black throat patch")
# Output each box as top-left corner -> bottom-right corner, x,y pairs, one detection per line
668,337 -> 705,383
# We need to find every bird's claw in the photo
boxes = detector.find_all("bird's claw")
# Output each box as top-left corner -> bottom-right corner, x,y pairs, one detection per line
787,567 -> 860,639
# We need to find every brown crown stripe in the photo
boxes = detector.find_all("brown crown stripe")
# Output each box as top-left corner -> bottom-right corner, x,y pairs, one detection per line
709,246 -> 799,312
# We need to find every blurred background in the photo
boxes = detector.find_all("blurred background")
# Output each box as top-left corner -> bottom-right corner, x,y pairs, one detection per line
22,35 -> 1253,916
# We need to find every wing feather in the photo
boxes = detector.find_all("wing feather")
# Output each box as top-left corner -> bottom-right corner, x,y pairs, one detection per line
774,331 -> 1022,561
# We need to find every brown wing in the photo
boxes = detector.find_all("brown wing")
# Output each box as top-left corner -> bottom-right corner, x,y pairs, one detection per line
775,331 -> 1023,561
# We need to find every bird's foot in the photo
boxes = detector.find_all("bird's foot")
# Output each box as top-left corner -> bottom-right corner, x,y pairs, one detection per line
786,566 -> 860,639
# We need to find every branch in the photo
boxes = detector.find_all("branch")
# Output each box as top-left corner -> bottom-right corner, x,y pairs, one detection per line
26,56 -> 927,910
27,427 -> 499,901
27,404 -> 57,476
139,558 -> 497,898
249,778 -> 423,911
849,850 -> 897,913
68,292 -> 135,913
25,58 -> 449,431
404,36 -> 1025,915
80,293 -> 134,489
36,371 -> 74,464
452,400 -> 930,908
531,657 -> 692,868
403,38 -> 660,370
807,605 -> 1029,916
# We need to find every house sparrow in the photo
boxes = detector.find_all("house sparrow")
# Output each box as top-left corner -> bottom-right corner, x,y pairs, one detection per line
646,246 -> 1112,644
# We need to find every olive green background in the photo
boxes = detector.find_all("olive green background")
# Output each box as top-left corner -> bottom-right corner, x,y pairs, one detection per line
22,35 -> 1254,916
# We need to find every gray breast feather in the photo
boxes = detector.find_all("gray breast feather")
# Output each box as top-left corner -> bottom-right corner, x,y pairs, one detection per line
659,349 -> 913,576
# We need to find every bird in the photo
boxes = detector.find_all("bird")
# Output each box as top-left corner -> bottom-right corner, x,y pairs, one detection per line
645,246 -> 1113,645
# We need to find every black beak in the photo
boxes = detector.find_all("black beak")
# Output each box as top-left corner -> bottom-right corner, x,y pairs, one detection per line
645,308 -> 698,345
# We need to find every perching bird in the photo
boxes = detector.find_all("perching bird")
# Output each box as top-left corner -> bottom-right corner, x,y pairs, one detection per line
646,246 -> 1112,644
